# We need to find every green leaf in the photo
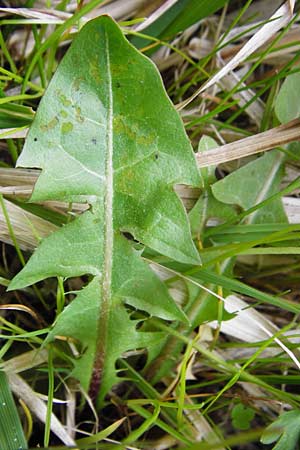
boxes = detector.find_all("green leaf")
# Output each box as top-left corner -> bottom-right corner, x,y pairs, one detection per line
161,0 -> 228,39
231,403 -> 255,431
132,0 -> 228,50
194,268 -> 300,313
8,16 -> 200,403
261,410 -> 300,450
0,371 -> 28,450
189,136 -> 236,237
0,103 -> 34,129
211,151 -> 287,224
76,417 -> 126,445
275,72 -> 300,124
47,272 -> 168,396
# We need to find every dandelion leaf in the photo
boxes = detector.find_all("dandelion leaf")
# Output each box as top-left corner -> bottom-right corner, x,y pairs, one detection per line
9,16 -> 200,402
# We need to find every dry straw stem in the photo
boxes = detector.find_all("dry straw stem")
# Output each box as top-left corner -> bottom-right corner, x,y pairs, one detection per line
196,118 -> 300,167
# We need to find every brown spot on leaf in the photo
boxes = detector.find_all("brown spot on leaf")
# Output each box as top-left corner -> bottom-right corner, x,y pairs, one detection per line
73,77 -> 84,91
75,106 -> 84,123
89,61 -> 101,83
56,89 -> 72,107
40,117 -> 59,132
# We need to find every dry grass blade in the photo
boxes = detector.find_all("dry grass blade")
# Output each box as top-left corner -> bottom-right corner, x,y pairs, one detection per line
177,0 -> 295,110
0,1 -> 147,25
7,373 -> 76,447
189,26 -> 300,66
209,295 -> 299,365
184,400 -> 226,450
0,168 -> 39,186
0,128 -> 28,139
151,261 -> 300,371
283,197 -> 300,223
196,118 -> 300,167
220,72 -> 265,126
134,0 -> 178,31
0,7 -> 70,23
87,0 -> 148,21
0,186 -> 34,198
0,304 -> 40,323
1,349 -> 48,374
0,199 -> 57,251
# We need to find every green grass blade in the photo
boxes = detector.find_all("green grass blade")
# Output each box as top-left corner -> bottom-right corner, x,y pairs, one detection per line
0,371 -> 27,450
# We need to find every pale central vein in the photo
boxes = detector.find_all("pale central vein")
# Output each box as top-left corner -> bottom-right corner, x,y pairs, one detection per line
92,28 -> 114,390
102,30 -> 114,306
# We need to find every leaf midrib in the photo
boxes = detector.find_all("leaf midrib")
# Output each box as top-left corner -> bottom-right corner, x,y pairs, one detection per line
90,27 -> 114,398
